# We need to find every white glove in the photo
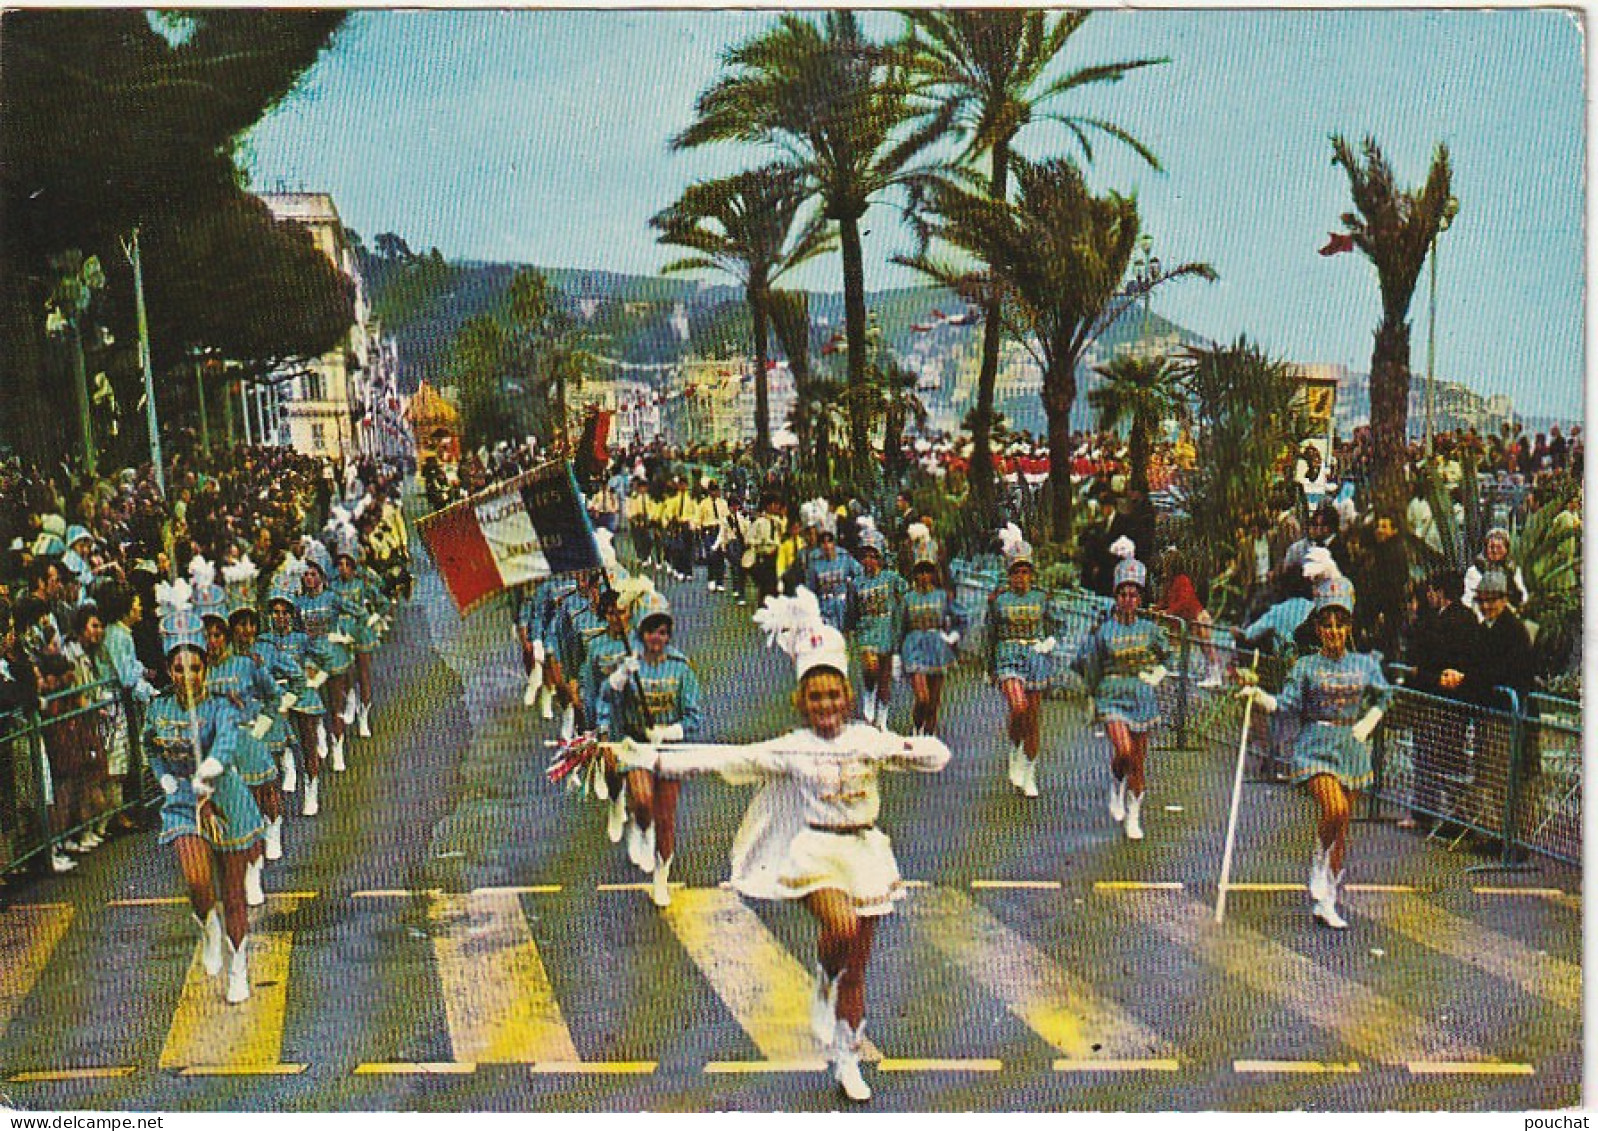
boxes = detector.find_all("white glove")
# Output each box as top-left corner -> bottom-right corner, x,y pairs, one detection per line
279,692 -> 298,713
191,776 -> 215,800
329,632 -> 355,646
1236,686 -> 1278,712
607,664 -> 632,692
1351,707 -> 1385,744
891,655 -> 903,678
523,665 -> 543,707
196,756 -> 226,783
1138,664 -> 1170,688
940,630 -> 961,646
305,669 -> 328,689
366,613 -> 382,628
159,773 -> 180,796
249,715 -> 274,740
616,738 -> 658,774
646,722 -> 684,744
1033,636 -> 1058,655
532,640 -> 546,666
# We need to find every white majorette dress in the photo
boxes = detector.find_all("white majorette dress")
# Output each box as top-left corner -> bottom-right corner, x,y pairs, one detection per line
635,725 -> 950,915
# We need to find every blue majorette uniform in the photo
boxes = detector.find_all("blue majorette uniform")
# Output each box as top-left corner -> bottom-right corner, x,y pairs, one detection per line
990,588 -> 1051,689
204,651 -> 284,787
295,588 -> 360,677
1075,615 -> 1170,733
596,648 -> 704,740
1278,652 -> 1391,790
806,549 -> 863,632
899,588 -> 962,675
329,565 -> 391,655
850,568 -> 906,657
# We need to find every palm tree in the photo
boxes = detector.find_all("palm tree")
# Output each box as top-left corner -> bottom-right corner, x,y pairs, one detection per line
900,10 -> 1165,522
1088,353 -> 1185,494
672,11 -> 954,460
1329,135 -> 1454,516
903,157 -> 1214,541
651,164 -> 835,461
768,287 -> 820,473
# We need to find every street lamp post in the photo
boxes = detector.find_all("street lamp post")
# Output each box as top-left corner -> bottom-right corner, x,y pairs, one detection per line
1424,195 -> 1461,455
127,228 -> 165,499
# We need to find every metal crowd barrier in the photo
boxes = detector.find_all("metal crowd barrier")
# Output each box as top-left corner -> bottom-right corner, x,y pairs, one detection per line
0,676 -> 153,878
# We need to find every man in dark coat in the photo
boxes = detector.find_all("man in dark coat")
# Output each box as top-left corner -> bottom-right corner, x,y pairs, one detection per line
1467,569 -> 1540,856
1401,570 -> 1480,828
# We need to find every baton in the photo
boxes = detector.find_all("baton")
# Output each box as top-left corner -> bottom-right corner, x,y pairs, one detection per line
1214,649 -> 1260,925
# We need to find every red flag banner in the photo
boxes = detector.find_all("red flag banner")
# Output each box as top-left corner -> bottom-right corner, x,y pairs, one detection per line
1319,232 -> 1356,256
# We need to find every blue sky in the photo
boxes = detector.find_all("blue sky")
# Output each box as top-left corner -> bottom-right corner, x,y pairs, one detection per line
244,9 -> 1585,419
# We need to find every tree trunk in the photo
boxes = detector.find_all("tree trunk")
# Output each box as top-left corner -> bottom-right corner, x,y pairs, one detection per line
838,214 -> 871,459
1129,421 -> 1150,495
1042,354 -> 1079,543
71,321 -> 97,473
969,142 -> 1011,525
1368,318 -> 1412,517
750,285 -> 772,463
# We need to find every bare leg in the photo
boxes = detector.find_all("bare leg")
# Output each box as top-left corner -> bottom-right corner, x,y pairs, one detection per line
1024,691 -> 1043,759
217,850 -> 251,945
1306,774 -> 1353,873
653,777 -> 681,862
172,835 -> 217,919
804,889 -> 877,1027
356,653 -> 373,707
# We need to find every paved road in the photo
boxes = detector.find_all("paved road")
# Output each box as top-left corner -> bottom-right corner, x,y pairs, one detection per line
0,513 -> 1580,1112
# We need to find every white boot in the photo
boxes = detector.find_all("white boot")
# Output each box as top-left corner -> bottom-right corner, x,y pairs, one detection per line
1124,791 -> 1145,841
861,691 -> 877,727
244,857 -> 266,907
537,685 -> 555,721
1020,756 -> 1040,798
1007,744 -> 1026,790
1308,842 -> 1333,903
523,665 -> 543,708
875,697 -> 891,730
280,750 -> 298,794
627,819 -> 656,873
303,776 -> 320,817
1313,872 -> 1350,930
606,794 -> 627,844
559,705 -> 576,741
832,1019 -> 872,1103
357,701 -> 372,738
341,688 -> 358,724
225,935 -> 251,1004
810,965 -> 841,1043
195,908 -> 224,977
1108,776 -> 1128,823
1198,661 -> 1225,690
264,817 -> 283,861
330,733 -> 346,773
650,854 -> 673,908
316,720 -> 329,760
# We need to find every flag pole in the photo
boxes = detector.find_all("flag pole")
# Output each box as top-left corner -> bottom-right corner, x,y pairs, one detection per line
1214,649 -> 1260,925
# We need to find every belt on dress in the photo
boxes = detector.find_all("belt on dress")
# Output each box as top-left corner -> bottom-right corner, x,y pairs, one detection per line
808,822 -> 875,835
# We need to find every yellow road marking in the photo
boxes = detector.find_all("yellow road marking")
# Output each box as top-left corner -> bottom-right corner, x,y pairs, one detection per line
1233,1060 -> 1361,1074
1094,881 -> 1186,892
661,889 -> 881,1064
9,1067 -> 137,1082
597,882 -> 683,892
1408,1061 -> 1535,1076
108,897 -> 189,907
1126,893 -> 1482,1065
915,886 -> 1175,1062
159,925 -> 296,1071
1473,887 -> 1581,913
971,880 -> 1061,890
0,904 -> 73,1044
1222,883 -> 1418,894
177,1063 -> 307,1076
471,885 -> 562,895
704,1060 -> 828,1074
1053,1059 -> 1182,1072
1347,884 -> 1418,894
878,1058 -> 1002,1072
528,1061 -> 657,1074
355,1062 -> 477,1075
430,890 -> 579,1064
353,889 -> 444,899
1357,892 -> 1581,1013
1222,883 -> 1305,893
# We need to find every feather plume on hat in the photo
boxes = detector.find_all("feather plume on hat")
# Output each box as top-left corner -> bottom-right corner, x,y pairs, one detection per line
187,555 -> 217,590
154,577 -> 193,615
222,556 -> 259,586
906,521 -> 931,544
752,587 -> 846,681
1301,546 -> 1341,583
1109,536 -> 1137,560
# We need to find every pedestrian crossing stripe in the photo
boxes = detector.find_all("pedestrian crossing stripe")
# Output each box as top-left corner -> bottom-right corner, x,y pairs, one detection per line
597,882 -> 684,892
1357,892 -> 1581,1013
1408,1062 -> 1535,1076
971,880 -> 1061,890
704,1060 -> 828,1074
430,890 -> 579,1064
159,919 -> 297,1071
178,1064 -> 308,1076
1233,1060 -> 1360,1074
1094,881 -> 1185,892
1126,892 -> 1484,1065
878,1058 -> 1003,1072
8,1067 -> 137,1082
1053,1059 -> 1182,1072
661,888 -> 882,1064
0,904 -> 72,1051
527,1061 -> 658,1074
472,885 -> 562,895
355,1062 -> 478,1075
915,886 -> 1177,1063
1220,883 -> 1418,894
